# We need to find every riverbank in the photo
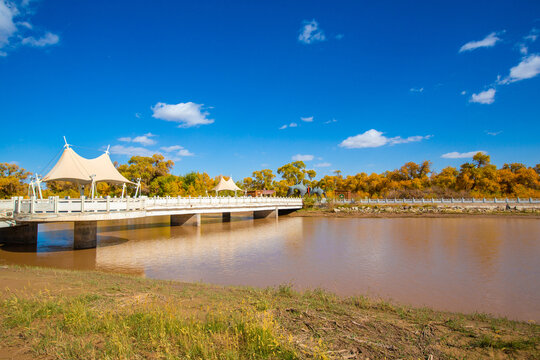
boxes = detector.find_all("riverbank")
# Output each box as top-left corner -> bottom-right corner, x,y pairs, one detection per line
0,266 -> 538,359
294,204 -> 540,218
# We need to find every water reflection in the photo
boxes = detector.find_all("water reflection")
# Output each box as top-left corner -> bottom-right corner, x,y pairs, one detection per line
0,216 -> 538,321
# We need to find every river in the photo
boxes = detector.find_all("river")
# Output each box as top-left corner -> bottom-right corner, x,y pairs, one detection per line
0,215 -> 538,321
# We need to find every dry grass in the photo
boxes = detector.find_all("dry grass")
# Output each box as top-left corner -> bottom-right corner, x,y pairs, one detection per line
0,266 -> 538,359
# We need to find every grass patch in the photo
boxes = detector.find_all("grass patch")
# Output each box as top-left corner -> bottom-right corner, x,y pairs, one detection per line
0,265 -> 538,359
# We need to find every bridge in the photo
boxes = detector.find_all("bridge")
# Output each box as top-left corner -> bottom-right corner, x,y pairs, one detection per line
0,196 -> 303,249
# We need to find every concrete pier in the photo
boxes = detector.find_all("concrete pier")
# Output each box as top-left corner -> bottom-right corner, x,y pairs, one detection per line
0,223 -> 38,245
253,209 -> 278,219
222,212 -> 231,222
74,221 -> 97,249
170,214 -> 201,227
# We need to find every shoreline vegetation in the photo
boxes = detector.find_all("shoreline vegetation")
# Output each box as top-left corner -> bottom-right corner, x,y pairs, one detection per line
294,203 -> 540,218
0,266 -> 538,359
2,152 -> 540,200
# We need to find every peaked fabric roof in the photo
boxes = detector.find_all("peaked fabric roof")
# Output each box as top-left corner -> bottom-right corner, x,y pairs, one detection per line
212,176 -> 242,192
43,147 -> 134,185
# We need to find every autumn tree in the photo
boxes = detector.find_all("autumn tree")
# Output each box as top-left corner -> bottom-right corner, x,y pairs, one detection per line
277,161 -> 306,185
0,163 -> 31,198
251,169 -> 276,189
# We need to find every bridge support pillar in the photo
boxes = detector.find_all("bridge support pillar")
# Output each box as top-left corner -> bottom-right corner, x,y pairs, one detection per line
222,212 -> 231,222
74,221 -> 97,249
171,214 -> 201,227
253,209 -> 278,219
0,223 -> 38,245
278,209 -> 297,216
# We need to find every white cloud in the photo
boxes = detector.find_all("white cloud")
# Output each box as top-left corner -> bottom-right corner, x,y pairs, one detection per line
519,44 -> 528,55
0,1 -> 60,55
0,0 -> 17,49
441,151 -> 487,159
110,145 -> 154,157
459,32 -> 502,52
292,154 -> 314,161
21,31 -> 59,47
135,112 -> 141,118
389,135 -> 433,144
152,101 -> 214,127
499,54 -> 540,84
470,88 -> 496,104
160,145 -> 183,152
460,90 -> 467,95
298,19 -> 326,44
279,122 -> 298,130
410,87 -> 424,93
486,130 -> 502,136
315,162 -> 331,167
335,34 -> 344,40
118,133 -> 156,146
524,28 -> 538,42
178,149 -> 194,157
324,118 -> 337,124
161,145 -> 194,158
339,129 -> 431,149
300,116 -> 313,122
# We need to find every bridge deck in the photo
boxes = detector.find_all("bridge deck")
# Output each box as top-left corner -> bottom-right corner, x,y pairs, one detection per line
10,196 -> 303,222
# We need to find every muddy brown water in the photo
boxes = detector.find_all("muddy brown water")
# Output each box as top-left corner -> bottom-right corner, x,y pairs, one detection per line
1,215 -> 538,321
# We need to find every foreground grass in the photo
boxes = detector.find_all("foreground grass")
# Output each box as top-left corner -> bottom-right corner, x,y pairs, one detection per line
0,266 -> 538,359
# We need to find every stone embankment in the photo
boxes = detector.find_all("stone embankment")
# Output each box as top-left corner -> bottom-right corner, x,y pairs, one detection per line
331,203 -> 540,215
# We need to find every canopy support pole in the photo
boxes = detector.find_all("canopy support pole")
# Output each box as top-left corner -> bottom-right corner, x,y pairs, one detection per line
121,183 -> 126,199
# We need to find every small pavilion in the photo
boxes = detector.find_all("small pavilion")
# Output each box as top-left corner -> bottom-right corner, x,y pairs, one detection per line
41,142 -> 134,198
212,176 -> 243,196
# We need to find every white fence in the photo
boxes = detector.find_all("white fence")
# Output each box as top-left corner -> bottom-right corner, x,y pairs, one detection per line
331,198 -> 540,205
11,196 -> 303,215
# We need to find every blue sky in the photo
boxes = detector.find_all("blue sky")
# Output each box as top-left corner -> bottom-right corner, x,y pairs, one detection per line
1,0 -> 539,180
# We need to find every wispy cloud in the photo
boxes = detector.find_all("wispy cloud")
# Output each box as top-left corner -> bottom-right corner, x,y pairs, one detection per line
152,101 -> 214,128
21,31 -> 59,47
110,145 -> 154,157
441,151 -> 487,159
499,54 -> 540,84
339,129 -> 432,149
0,0 -> 60,56
161,145 -> 194,159
292,154 -> 314,161
459,32 -> 502,52
315,162 -> 331,167
324,118 -> 337,124
298,19 -> 326,44
279,122 -> 298,129
300,116 -> 313,122
470,88 -> 496,104
486,130 -> 502,136
118,133 -> 157,146
335,34 -> 344,40
524,28 -> 538,42
410,87 -> 424,93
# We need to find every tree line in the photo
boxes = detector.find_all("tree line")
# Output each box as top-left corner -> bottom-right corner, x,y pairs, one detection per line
1,152 -> 539,199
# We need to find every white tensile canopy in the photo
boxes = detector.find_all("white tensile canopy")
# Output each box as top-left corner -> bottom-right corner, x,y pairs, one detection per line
212,176 -> 242,193
42,146 -> 134,185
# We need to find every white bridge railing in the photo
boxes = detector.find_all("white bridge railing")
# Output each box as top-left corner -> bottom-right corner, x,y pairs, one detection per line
333,198 -> 540,204
11,196 -> 303,215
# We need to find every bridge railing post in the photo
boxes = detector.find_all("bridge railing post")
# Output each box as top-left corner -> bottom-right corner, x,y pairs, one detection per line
54,196 -> 59,214
106,196 -> 110,212
81,196 -> 85,213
